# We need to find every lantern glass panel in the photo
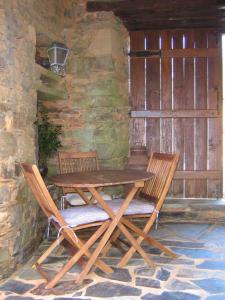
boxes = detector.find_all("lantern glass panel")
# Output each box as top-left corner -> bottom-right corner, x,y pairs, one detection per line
48,42 -> 69,76
56,48 -> 68,65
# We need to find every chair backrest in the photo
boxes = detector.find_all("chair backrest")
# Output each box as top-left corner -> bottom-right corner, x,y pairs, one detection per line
58,151 -> 100,194
21,163 -> 66,225
58,151 -> 100,174
140,152 -> 179,210
21,163 -> 79,245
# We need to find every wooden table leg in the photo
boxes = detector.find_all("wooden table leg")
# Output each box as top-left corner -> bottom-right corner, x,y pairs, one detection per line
76,182 -> 155,283
75,184 -> 140,283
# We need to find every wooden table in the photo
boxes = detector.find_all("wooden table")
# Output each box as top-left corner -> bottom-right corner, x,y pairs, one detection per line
50,169 -> 154,283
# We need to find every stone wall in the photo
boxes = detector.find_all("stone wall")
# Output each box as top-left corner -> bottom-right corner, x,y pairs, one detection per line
0,0 -> 71,279
0,0 -> 129,279
47,2 -> 129,175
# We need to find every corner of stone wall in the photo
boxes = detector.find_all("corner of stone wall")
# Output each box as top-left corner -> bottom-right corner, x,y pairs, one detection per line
48,5 -> 130,175
0,4 -> 43,279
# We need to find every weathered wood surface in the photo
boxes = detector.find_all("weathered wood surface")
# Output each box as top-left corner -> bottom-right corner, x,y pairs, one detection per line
131,110 -> 221,118
129,29 -> 222,198
50,170 -> 153,188
21,163 -> 113,288
130,31 -> 146,148
87,0 -> 225,31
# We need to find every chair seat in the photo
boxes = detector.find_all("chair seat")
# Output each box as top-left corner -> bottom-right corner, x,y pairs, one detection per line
63,192 -> 112,206
98,198 -> 155,215
59,205 -> 109,227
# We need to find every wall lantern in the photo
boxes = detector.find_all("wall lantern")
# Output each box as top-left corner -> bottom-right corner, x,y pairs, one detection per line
47,42 -> 69,76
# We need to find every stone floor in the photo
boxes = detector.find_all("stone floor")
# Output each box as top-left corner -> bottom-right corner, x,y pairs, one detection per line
0,223 -> 225,300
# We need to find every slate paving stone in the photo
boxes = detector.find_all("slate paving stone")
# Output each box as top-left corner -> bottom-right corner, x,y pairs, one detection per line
102,257 -> 145,266
17,268 -> 43,281
206,295 -> 225,300
96,267 -> 132,282
44,256 -> 68,265
142,245 -> 162,255
171,248 -> 221,259
67,264 -> 82,274
54,298 -> 91,300
72,291 -> 82,296
153,256 -> 193,265
0,280 -> 35,295
152,224 -> 209,240
142,291 -> 200,300
197,260 -> 225,270
136,277 -> 161,288
107,247 -> 126,257
85,281 -> 142,297
2,224 -> 225,300
164,224 -> 210,240
156,268 -> 170,281
192,278 -> 225,294
199,226 -> 225,247
161,240 -> 205,248
177,268 -> 225,279
135,267 -> 155,276
31,279 -> 92,296
4,297 -> 36,300
166,279 -> 198,290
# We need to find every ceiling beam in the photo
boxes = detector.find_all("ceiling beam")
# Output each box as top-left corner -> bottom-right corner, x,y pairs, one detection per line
87,0 -> 216,12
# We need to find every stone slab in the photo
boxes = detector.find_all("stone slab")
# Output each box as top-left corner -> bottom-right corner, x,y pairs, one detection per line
136,277 -> 161,288
85,281 -> 142,297
0,280 -> 34,294
197,261 -> 225,270
192,278 -> 225,294
142,291 -> 200,300
96,267 -> 132,282
156,268 -> 170,281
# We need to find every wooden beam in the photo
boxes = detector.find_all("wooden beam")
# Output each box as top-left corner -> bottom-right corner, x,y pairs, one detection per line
131,110 -> 221,118
175,171 -> 221,179
87,0 -> 215,12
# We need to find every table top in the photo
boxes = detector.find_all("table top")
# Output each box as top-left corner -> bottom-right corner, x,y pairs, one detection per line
50,169 -> 154,188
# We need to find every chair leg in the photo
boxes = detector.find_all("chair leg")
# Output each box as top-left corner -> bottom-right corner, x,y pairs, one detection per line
46,221 -> 110,289
117,223 -> 155,268
77,236 -> 113,273
35,263 -> 51,282
34,235 -> 64,267
101,228 -> 121,256
118,215 -> 158,267
111,240 -> 127,254
122,218 -> 178,258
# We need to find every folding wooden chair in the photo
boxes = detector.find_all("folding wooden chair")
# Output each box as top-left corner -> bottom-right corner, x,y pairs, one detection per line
58,151 -> 111,206
21,163 -> 113,289
103,152 -> 179,267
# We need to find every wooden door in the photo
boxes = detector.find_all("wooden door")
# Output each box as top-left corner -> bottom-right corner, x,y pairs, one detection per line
130,29 -> 222,198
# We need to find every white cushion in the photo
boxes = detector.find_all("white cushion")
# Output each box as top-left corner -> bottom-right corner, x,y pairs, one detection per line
59,205 -> 109,227
98,198 -> 155,215
63,192 -> 112,206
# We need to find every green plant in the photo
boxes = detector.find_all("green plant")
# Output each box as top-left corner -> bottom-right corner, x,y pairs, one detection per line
35,103 -> 62,166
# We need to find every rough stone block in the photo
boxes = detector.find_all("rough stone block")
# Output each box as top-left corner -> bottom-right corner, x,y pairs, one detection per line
0,132 -> 17,158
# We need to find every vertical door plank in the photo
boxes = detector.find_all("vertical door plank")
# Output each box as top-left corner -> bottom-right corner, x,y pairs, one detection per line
207,30 -> 222,197
161,31 -> 173,154
146,31 -> 161,153
195,30 -> 208,197
130,32 -> 146,148
184,31 -> 195,197
172,30 -> 185,198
